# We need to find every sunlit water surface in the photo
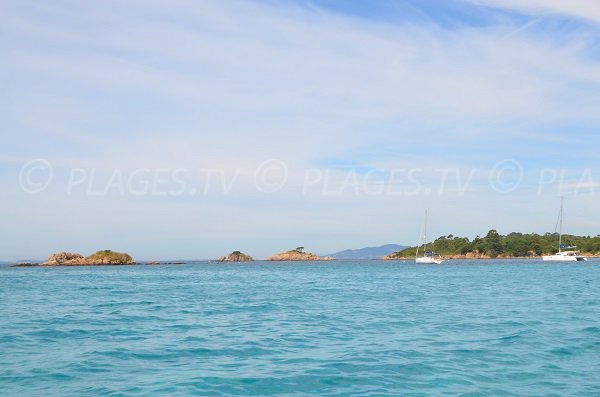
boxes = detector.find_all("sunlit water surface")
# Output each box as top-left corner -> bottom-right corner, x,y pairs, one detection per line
1,260 -> 599,396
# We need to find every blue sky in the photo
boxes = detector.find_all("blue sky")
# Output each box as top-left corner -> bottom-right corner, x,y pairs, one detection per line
1,0 -> 599,260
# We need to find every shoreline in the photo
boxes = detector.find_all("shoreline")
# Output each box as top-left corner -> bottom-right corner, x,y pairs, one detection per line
385,255 -> 600,260
8,256 -> 600,267
11,263 -> 142,267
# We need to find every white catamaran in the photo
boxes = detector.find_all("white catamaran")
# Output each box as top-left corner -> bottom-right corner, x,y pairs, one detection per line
542,198 -> 587,262
415,210 -> 444,264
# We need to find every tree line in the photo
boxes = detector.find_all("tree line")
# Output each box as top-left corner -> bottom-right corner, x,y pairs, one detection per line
394,230 -> 600,258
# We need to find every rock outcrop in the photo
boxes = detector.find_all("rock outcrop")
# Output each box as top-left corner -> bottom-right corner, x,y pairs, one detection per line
217,251 -> 253,262
44,250 -> 135,266
46,252 -> 86,265
267,249 -> 334,261
382,251 -> 411,260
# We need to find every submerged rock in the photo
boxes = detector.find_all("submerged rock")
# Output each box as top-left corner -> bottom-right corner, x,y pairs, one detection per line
217,251 -> 253,262
10,263 -> 41,267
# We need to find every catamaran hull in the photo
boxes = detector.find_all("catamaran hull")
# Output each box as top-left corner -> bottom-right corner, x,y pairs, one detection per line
542,255 -> 587,262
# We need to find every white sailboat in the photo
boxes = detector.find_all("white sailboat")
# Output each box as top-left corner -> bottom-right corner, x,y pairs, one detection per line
415,210 -> 444,264
542,198 -> 587,262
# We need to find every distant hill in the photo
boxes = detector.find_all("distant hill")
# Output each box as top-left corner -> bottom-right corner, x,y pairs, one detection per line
327,244 -> 408,260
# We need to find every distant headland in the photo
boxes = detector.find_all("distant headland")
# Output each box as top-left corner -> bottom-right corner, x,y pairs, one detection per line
384,230 -> 600,260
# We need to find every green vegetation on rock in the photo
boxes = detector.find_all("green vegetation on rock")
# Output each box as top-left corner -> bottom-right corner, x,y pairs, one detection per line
85,250 -> 134,264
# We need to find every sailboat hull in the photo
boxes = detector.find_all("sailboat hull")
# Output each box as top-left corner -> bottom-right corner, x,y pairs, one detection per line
415,209 -> 444,264
416,257 -> 443,264
544,199 -> 588,262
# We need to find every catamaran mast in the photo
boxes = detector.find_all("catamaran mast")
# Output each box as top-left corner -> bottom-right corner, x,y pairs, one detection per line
416,210 -> 428,260
424,210 -> 428,256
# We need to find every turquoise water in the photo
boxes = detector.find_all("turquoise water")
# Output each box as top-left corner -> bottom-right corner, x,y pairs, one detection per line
1,260 -> 599,396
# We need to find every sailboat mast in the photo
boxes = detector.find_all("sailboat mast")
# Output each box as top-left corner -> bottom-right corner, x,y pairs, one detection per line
558,197 -> 563,253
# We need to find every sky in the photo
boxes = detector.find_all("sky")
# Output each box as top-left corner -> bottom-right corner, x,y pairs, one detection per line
1,0 -> 599,260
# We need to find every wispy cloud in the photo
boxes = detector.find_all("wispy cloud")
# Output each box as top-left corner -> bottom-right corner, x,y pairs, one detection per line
469,0 -> 600,24
0,0 -> 599,259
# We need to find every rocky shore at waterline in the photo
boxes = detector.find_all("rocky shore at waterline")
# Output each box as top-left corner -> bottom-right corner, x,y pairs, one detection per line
382,253 -> 599,260
267,248 -> 334,261
383,251 -> 496,260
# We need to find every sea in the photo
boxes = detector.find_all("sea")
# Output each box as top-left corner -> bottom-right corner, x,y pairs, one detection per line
1,259 -> 599,396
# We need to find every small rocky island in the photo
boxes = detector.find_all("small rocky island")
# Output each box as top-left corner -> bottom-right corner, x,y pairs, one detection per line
43,250 -> 135,266
267,247 -> 334,261
217,251 -> 253,262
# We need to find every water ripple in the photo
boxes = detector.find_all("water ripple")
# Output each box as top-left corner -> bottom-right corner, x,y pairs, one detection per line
1,260 -> 600,396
